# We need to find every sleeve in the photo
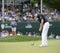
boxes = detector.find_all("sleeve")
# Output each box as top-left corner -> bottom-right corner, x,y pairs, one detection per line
39,14 -> 43,19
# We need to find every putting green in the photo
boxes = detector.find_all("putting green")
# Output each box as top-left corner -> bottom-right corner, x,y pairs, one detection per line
0,39 -> 60,53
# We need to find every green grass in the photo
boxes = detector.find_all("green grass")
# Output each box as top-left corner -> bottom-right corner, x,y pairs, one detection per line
0,35 -> 41,42
0,39 -> 60,53
0,35 -> 60,53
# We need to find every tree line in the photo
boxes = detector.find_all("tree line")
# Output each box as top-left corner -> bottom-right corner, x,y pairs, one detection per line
31,0 -> 60,11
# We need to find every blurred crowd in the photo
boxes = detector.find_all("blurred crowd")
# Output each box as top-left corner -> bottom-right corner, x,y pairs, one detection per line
0,2 -> 60,38
48,32 -> 60,39
0,30 -> 60,39
0,30 -> 40,37
0,2 -> 60,22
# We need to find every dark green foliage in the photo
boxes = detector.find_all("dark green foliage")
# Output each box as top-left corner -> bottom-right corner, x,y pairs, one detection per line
31,0 -> 60,11
43,0 -> 60,11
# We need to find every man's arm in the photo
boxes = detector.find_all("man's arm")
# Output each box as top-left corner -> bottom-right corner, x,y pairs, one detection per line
39,19 -> 44,31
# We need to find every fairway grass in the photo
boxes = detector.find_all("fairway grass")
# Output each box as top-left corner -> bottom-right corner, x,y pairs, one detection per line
0,39 -> 60,53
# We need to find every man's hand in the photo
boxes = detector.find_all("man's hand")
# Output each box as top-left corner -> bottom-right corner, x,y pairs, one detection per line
39,27 -> 42,31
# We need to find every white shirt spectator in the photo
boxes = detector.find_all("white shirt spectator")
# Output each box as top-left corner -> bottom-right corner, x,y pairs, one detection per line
56,34 -> 60,39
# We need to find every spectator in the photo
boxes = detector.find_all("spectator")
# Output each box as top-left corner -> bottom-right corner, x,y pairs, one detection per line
1,31 -> 5,37
48,32 -> 55,38
10,18 -> 17,36
1,30 -> 8,37
56,34 -> 60,39
5,30 -> 9,36
28,32 -> 32,36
